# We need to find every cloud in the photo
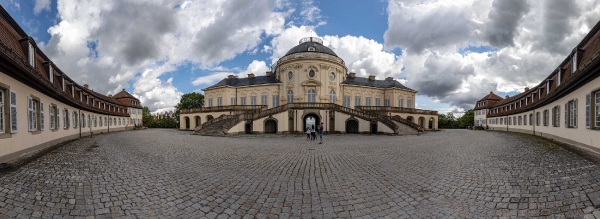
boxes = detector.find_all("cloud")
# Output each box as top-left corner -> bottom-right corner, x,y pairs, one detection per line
40,0 -> 289,113
300,0 -> 322,24
481,0 -> 530,48
192,60 -> 270,86
33,0 -> 51,14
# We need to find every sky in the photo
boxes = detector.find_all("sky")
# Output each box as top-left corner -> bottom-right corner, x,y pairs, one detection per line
2,0 -> 599,116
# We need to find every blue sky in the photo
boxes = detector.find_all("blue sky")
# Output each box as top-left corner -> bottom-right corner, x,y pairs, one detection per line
2,0 -> 596,114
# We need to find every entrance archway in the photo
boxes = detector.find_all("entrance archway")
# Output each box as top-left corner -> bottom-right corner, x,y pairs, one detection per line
206,115 -> 214,121
429,117 -> 434,130
184,116 -> 190,129
406,116 -> 414,123
303,114 -> 320,132
194,116 -> 201,128
346,119 -> 359,133
418,117 -> 425,128
370,123 -> 377,134
264,119 -> 277,133
329,118 -> 335,133
245,122 -> 253,134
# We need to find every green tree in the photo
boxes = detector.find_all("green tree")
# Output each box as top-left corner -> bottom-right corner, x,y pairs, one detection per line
459,109 -> 475,128
174,92 -> 204,122
142,106 -> 155,127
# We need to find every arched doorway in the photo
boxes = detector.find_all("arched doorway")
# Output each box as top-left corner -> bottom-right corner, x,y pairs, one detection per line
303,114 -> 320,132
418,117 -> 425,128
429,117 -> 434,130
194,116 -> 201,128
346,119 -> 359,133
184,117 -> 190,129
264,119 -> 277,133
406,116 -> 414,123
206,115 -> 214,121
370,122 -> 377,134
329,118 -> 335,133
245,122 -> 253,134
393,115 -> 401,120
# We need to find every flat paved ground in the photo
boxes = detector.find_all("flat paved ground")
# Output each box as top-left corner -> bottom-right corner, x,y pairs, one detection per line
2,129 -> 600,218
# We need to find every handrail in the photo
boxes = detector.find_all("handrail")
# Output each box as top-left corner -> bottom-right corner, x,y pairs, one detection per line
182,105 -> 267,114
388,116 -> 420,130
356,106 -> 438,115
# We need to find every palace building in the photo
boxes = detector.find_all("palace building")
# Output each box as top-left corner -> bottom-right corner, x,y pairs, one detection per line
181,37 -> 438,135
0,6 -> 143,163
474,20 -> 600,149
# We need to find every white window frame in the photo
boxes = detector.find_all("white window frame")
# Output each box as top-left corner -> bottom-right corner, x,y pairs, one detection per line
329,91 -> 336,104
73,112 -> 77,128
217,97 -> 223,107
231,97 -> 236,105
287,90 -> 293,103
398,99 -> 404,108
572,53 -> 577,73
63,109 -> 68,129
343,96 -> 350,108
272,95 -> 279,107
407,100 -> 413,108
260,96 -> 267,106
365,97 -> 371,106
27,97 -> 37,132
240,97 -> 246,105
596,92 -> 600,128
355,96 -> 361,107
0,90 -> 3,133
62,77 -> 65,92
375,98 -> 381,106
250,96 -> 257,105
28,43 -> 35,68
384,99 -> 390,106
49,105 -> 55,129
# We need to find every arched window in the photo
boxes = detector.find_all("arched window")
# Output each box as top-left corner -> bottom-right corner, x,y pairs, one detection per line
307,89 -> 316,103
329,90 -> 336,103
287,90 -> 293,103
82,113 -> 85,127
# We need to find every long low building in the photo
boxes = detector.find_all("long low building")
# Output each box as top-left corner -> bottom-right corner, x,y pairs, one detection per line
0,6 -> 143,163
474,20 -> 600,150
181,37 -> 438,135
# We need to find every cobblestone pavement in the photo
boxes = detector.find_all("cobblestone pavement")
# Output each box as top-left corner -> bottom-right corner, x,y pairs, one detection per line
2,129 -> 600,218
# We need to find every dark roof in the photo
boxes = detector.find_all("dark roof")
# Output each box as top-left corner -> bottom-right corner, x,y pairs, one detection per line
284,42 -> 338,57
204,73 -> 281,90
478,92 -> 503,101
342,76 -> 415,91
113,89 -> 139,100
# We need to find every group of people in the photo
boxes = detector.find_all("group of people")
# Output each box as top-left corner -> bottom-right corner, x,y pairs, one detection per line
306,123 -> 324,144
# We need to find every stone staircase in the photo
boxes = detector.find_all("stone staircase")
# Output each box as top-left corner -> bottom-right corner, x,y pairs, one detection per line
194,115 -> 242,136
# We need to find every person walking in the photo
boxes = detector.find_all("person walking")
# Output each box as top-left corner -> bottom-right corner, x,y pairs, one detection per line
306,126 -> 311,141
318,122 -> 324,144
310,125 -> 316,142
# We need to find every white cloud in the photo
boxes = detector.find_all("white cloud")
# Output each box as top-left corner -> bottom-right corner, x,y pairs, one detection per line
34,0 -> 51,14
192,60 -> 270,86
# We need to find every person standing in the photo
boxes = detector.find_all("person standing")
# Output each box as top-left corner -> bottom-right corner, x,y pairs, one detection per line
306,126 -> 311,141
310,125 -> 316,142
318,122 -> 324,144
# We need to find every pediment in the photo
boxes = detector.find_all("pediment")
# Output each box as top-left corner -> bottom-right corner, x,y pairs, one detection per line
301,80 -> 322,86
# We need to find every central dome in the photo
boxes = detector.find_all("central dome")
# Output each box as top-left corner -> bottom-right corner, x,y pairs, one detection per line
284,37 -> 338,57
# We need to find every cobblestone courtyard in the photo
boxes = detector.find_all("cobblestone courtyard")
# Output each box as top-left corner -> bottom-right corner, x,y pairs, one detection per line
2,129 -> 600,218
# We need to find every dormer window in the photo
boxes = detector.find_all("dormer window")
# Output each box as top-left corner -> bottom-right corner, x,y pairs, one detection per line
61,77 -> 65,92
308,46 -> 315,51
557,68 -> 562,86
572,52 -> 577,73
71,85 -> 74,97
49,65 -> 54,83
28,42 -> 35,67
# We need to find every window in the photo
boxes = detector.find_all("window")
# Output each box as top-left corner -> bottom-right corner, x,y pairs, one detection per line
240,97 -> 246,105
518,116 -> 522,125
272,95 -> 279,107
355,96 -> 361,106
73,112 -> 77,128
217,97 -> 223,107
544,109 -> 549,126
365,97 -> 371,106
553,106 -> 560,127
536,112 -> 540,126
250,96 -> 257,105
62,77 -> 65,92
63,109 -> 68,129
114,118 -> 116,126
407,100 -> 413,108
567,99 -> 578,128
2,90 -> 8,132
307,89 -> 316,103
586,93 -> 591,129
260,96 -> 267,106
508,117 -> 511,125
513,116 -> 516,126
343,96 -> 350,108
572,53 -> 577,73
105,117 -> 107,126
287,90 -> 293,103
524,115 -> 527,126
398,99 -> 404,108
118,118 -> 121,126
27,97 -> 38,132
384,99 -> 390,106
529,113 -> 533,126
375,98 -> 381,106
50,105 -> 55,129
208,98 -> 213,107
329,91 -> 336,104
230,97 -> 236,105
94,117 -> 97,127
596,93 -> 600,128
40,102 -> 44,130
500,118 -> 503,125
81,113 -> 85,128
28,43 -> 35,67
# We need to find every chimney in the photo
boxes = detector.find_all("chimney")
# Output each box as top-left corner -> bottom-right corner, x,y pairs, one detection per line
505,95 -> 509,99
227,75 -> 235,79
266,71 -> 272,77
349,72 -> 356,78
524,87 -> 529,92
385,77 -> 393,81
368,75 -> 375,81
108,94 -> 113,98
248,73 -> 255,78
83,84 -> 89,89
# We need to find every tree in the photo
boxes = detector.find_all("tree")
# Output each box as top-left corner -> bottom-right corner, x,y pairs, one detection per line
142,106 -> 155,127
175,92 -> 204,122
459,109 -> 475,128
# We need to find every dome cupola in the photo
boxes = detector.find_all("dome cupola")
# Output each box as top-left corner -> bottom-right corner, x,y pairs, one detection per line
284,37 -> 338,57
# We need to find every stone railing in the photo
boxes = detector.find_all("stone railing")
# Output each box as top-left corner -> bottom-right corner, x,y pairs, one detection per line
181,105 -> 267,114
356,106 -> 438,115
271,52 -> 345,71
389,116 -> 420,130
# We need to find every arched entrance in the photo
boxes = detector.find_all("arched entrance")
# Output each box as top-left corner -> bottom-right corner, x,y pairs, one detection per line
418,117 -> 425,128
346,119 -> 359,133
406,116 -> 414,123
429,117 -> 434,130
206,115 -> 214,121
303,114 -> 320,132
194,116 -> 201,128
393,115 -> 401,120
329,118 -> 335,133
184,117 -> 190,129
264,119 -> 277,133
370,122 -> 377,134
245,122 -> 253,134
